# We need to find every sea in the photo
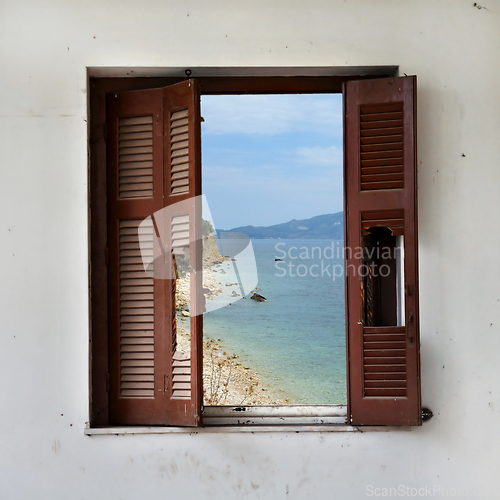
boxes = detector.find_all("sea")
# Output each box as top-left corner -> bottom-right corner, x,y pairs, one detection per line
203,239 -> 347,405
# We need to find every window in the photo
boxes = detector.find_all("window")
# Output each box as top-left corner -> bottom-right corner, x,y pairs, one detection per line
89,73 -> 421,428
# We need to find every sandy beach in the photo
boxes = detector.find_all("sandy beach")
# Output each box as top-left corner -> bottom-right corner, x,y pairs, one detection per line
175,259 -> 288,406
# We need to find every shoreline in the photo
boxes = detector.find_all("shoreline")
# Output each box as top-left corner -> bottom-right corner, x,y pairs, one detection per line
176,261 -> 288,406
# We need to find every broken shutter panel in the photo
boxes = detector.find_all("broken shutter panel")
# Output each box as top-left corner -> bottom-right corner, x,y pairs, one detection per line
344,76 -> 421,426
107,88 -> 168,425
163,80 -> 203,426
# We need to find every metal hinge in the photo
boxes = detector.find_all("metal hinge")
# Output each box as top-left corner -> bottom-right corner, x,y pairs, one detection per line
422,407 -> 433,422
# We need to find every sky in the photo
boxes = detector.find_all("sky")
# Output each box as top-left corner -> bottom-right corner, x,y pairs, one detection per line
201,93 -> 343,230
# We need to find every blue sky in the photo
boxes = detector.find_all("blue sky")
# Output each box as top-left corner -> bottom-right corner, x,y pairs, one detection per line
201,94 -> 343,230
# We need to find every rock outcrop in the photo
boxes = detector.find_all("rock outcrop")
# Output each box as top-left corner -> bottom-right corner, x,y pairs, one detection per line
251,293 -> 267,302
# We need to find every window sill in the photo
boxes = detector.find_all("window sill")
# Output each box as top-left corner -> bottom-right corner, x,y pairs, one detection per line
84,424 -> 359,435
84,405 -> 418,434
86,405 -> 359,434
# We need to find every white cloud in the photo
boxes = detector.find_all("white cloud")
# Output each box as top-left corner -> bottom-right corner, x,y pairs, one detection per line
201,94 -> 342,136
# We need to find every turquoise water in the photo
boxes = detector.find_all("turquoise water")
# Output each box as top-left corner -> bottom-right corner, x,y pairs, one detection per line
203,239 -> 347,405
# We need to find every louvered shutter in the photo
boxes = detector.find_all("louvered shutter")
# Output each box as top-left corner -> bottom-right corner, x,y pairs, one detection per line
344,76 -> 421,426
162,80 -> 203,426
107,80 -> 202,426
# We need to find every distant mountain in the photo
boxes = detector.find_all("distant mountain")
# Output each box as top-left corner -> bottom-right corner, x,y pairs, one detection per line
217,212 -> 344,240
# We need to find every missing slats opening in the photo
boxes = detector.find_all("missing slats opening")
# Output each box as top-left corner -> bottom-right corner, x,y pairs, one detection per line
362,226 -> 405,328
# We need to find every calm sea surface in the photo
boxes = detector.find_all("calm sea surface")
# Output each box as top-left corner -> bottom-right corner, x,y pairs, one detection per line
203,239 -> 347,405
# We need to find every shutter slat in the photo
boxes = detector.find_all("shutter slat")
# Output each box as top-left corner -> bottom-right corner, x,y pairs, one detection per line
121,308 -> 154,316
361,135 -> 403,145
361,127 -> 402,137
120,131 -> 154,141
171,140 -> 189,151
118,124 -> 153,134
118,161 -> 153,172
172,382 -> 191,390
360,150 -> 403,160
361,111 -> 403,122
364,388 -> 407,397
120,175 -> 153,185
172,156 -> 189,166
120,293 -> 154,301
172,359 -> 191,367
361,142 -> 403,152
171,109 -> 189,120
360,165 -> 404,175
363,341 -> 406,349
121,382 -> 155,389
364,372 -> 406,380
173,367 -> 191,375
361,180 -> 404,190
121,359 -> 154,367
364,364 -> 407,372
120,146 -> 154,155
120,330 -> 156,338
121,374 -> 155,381
172,171 -> 190,181
121,352 -> 154,360
119,138 -> 153,148
119,153 -> 154,163
172,179 -> 189,188
361,158 -> 403,168
362,173 -> 404,183
171,163 -> 189,173
171,132 -> 189,144
120,315 -> 155,323
365,380 -> 406,388
172,148 -> 189,159
121,345 -> 154,353
171,125 -> 189,135
171,390 -> 191,399
364,349 -> 406,357
120,337 -> 154,344
361,119 -> 403,130
121,389 -> 155,398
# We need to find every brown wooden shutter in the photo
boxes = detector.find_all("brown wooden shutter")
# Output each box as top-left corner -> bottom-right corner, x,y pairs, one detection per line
107,80 -> 202,426
344,76 -> 421,426
162,80 -> 203,426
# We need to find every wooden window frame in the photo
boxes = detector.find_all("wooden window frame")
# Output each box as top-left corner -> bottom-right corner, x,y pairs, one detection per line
89,69 -> 420,428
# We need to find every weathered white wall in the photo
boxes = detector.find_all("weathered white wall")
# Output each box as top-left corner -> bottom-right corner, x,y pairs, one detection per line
1,1 -> 499,498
